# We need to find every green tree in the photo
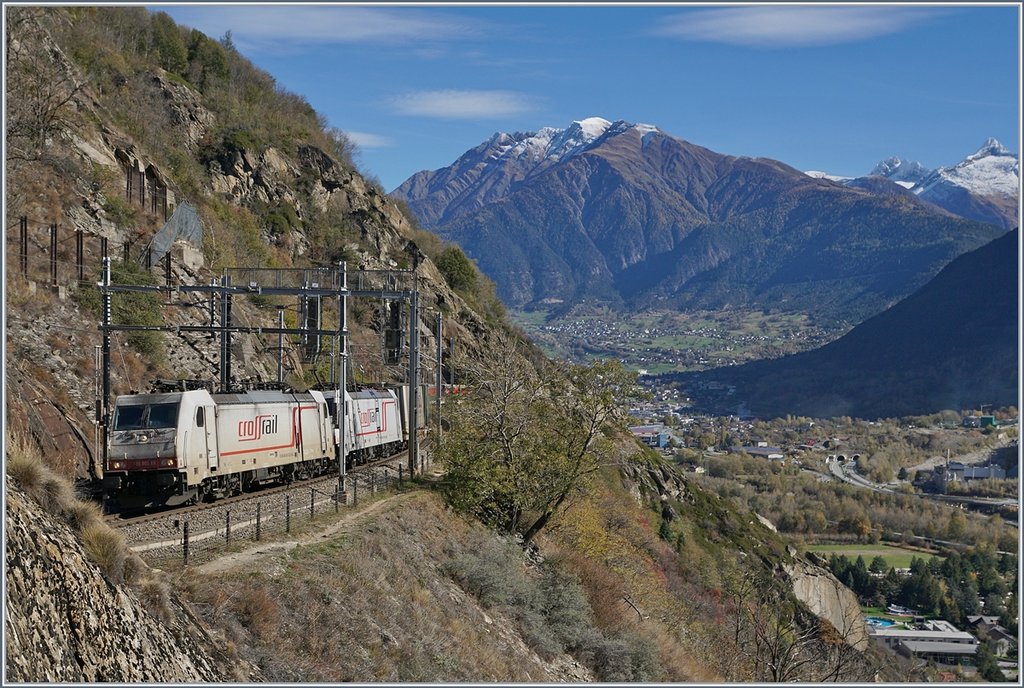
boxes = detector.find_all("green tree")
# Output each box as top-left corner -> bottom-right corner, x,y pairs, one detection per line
435,246 -> 477,293
186,29 -> 228,90
150,12 -> 187,75
975,644 -> 1007,681
440,331 -> 636,545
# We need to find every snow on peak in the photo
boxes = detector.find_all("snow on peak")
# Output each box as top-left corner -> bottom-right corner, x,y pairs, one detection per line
493,117 -> 627,165
966,137 -> 1011,162
870,156 -> 931,184
573,116 -> 612,139
804,170 -> 852,183
913,139 -> 1019,200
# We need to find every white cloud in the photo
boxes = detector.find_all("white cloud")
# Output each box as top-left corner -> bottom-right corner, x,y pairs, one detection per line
391,90 -> 537,119
655,7 -> 943,47
343,131 -> 392,149
173,6 -> 482,51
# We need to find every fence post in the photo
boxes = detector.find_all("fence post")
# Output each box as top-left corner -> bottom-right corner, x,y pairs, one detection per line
50,224 -> 57,286
183,521 -> 189,565
310,488 -> 315,520
19,217 -> 27,277
225,511 -> 231,544
353,477 -> 358,506
334,486 -> 339,513
76,230 -> 84,283
286,494 -> 291,533
399,465 -> 403,486
256,502 -> 262,541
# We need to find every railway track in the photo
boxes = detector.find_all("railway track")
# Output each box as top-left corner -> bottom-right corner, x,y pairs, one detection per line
104,450 -> 411,530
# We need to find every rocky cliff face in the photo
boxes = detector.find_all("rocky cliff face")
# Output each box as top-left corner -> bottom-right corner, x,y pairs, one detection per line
786,560 -> 869,650
4,484 -> 258,682
619,456 -> 869,650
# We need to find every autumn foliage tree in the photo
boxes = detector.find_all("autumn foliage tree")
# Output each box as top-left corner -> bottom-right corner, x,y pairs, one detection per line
439,331 -> 636,545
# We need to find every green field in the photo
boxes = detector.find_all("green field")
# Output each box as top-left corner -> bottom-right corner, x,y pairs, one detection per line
805,543 -> 943,570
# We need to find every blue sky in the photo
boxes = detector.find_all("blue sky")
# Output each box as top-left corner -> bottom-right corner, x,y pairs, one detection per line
158,3 -> 1021,192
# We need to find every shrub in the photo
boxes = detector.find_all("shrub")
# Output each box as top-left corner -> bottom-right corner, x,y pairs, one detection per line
446,533 -> 605,661
584,630 -> 661,682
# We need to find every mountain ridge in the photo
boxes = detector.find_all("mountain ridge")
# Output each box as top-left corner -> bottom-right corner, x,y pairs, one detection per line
393,118 -> 1008,322
673,227 -> 1020,419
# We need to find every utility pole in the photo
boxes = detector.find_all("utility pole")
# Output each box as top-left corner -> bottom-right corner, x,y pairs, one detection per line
100,257 -> 112,469
337,261 -> 348,498
408,281 -> 420,477
219,273 -> 232,391
277,308 -> 284,384
435,310 -> 443,453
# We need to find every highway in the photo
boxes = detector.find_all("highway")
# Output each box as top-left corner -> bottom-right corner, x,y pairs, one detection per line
827,457 -> 1018,513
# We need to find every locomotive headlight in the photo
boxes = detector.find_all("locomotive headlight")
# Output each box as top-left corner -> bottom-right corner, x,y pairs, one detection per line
110,461 -> 123,470
162,458 -> 176,467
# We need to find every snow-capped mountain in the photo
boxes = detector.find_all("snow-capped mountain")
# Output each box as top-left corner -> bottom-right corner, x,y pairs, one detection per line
393,117 -> 659,226
805,139 -> 1018,229
869,157 -> 932,189
394,117 -> 1004,321
804,170 -> 853,183
505,116 -> 614,163
911,139 -> 1019,229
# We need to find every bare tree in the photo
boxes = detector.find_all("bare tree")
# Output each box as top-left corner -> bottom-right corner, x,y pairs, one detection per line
5,7 -> 84,162
723,567 -> 876,682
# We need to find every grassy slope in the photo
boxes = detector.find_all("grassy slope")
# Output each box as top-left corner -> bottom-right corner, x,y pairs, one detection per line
176,442 -> 862,682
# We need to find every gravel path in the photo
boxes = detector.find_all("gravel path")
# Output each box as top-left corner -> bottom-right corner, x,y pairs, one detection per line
194,493 -> 403,575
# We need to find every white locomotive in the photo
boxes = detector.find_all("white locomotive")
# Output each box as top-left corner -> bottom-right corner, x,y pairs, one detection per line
103,385 -> 422,510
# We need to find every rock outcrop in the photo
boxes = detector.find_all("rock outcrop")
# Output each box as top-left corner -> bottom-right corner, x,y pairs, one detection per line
4,484 -> 258,682
785,560 -> 869,650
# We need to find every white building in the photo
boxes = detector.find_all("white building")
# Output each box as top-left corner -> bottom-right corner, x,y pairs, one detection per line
868,620 -> 979,666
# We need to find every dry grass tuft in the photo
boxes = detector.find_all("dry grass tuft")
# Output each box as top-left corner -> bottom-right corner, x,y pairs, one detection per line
5,438 -> 45,491
137,575 -> 173,621
123,551 -> 148,586
6,430 -> 152,587
233,586 -> 279,641
80,521 -> 128,584
6,432 -> 76,516
63,490 -> 103,530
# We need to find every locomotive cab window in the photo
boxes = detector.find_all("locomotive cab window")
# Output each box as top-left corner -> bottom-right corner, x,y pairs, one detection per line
113,403 -> 180,430
196,407 -> 204,427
